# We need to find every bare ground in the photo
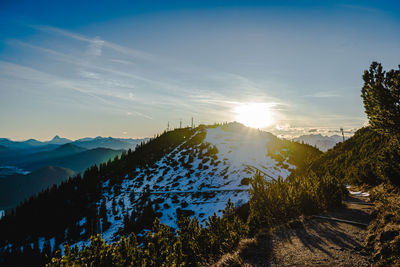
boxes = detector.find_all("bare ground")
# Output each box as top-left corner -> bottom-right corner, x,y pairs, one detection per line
270,196 -> 373,266
214,196 -> 374,267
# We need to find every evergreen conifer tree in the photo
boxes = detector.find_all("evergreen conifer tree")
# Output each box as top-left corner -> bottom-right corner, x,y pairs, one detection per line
362,62 -> 400,136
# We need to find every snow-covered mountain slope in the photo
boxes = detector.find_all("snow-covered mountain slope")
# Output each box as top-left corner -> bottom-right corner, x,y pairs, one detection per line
95,123 -> 296,243
0,123 -> 321,255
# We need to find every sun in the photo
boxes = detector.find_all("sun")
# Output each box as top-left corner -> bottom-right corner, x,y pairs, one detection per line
234,103 -> 275,129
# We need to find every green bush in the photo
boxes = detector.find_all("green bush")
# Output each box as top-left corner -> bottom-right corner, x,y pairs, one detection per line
248,171 -> 347,233
308,127 -> 400,186
48,201 -> 247,267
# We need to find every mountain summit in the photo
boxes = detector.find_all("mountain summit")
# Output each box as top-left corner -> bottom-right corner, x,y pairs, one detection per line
48,135 -> 72,145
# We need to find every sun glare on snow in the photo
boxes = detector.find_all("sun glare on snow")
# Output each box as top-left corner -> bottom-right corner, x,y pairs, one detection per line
234,103 -> 275,129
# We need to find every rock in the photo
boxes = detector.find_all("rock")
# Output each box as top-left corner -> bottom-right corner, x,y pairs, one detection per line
380,230 -> 399,242
373,252 -> 381,262
384,214 -> 395,223
380,245 -> 392,257
288,220 -> 302,229
366,233 -> 376,246
390,236 -> 400,254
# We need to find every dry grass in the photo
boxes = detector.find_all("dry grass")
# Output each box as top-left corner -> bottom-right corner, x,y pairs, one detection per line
212,230 -> 272,267
366,184 -> 400,266
212,253 -> 247,267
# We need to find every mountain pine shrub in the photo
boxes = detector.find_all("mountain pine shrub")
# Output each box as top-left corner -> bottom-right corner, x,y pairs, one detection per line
248,171 -> 347,233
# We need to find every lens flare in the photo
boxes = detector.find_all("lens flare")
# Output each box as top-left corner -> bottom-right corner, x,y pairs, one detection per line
234,103 -> 275,129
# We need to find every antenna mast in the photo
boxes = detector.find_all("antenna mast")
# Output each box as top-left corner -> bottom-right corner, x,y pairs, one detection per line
340,127 -> 345,142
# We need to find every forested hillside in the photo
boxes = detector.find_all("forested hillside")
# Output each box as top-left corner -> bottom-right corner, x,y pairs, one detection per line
308,127 -> 394,185
0,166 -> 75,209
0,123 -> 322,266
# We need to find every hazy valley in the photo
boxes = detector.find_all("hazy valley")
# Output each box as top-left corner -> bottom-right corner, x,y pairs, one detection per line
0,136 -> 148,211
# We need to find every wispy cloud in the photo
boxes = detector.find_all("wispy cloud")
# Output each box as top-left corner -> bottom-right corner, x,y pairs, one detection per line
272,123 -> 359,139
0,60 -> 154,120
8,24 -> 366,138
338,4 -> 379,13
87,36 -> 104,57
305,91 -> 341,98
77,70 -> 101,79
31,25 -> 155,61
8,28 -> 287,118
110,59 -> 135,65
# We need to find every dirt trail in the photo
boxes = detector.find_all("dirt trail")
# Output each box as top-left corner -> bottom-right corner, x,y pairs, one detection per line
221,195 -> 375,267
269,195 -> 374,266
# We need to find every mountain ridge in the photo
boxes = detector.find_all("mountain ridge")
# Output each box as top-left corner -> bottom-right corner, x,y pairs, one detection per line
293,133 -> 346,152
0,136 -> 149,151
0,166 -> 75,210
0,122 -> 321,257
21,147 -> 124,173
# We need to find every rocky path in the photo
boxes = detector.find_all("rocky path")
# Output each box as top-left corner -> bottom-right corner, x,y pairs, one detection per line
215,194 -> 375,267
269,195 -> 373,266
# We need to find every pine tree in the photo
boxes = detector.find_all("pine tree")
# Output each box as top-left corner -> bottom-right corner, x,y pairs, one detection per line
361,62 -> 400,136
42,239 -> 52,264
143,218 -> 176,266
177,215 -> 202,265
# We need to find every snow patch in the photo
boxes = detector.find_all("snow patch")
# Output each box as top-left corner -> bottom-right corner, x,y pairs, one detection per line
349,191 -> 370,197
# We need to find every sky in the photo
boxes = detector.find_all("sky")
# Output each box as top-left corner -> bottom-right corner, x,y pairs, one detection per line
1,0 -> 400,140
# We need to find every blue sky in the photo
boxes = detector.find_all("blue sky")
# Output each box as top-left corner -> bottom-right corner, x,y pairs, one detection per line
1,1 -> 400,140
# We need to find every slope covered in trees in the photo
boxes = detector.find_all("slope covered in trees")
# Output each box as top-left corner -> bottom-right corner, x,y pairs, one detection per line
0,127 -> 193,265
308,127 -> 394,185
0,166 -> 75,210
0,123 -> 322,266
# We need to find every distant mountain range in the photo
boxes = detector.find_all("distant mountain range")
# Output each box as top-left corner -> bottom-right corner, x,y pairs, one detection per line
73,137 -> 141,150
293,134 -> 346,152
47,135 -> 72,145
0,136 -> 149,209
0,136 -> 148,151
16,144 -> 124,173
0,143 -> 123,210
0,136 -> 149,167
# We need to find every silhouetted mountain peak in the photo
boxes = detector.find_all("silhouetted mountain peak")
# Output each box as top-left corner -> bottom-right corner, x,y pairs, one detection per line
23,139 -> 42,146
52,135 -> 61,140
48,136 -> 72,145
